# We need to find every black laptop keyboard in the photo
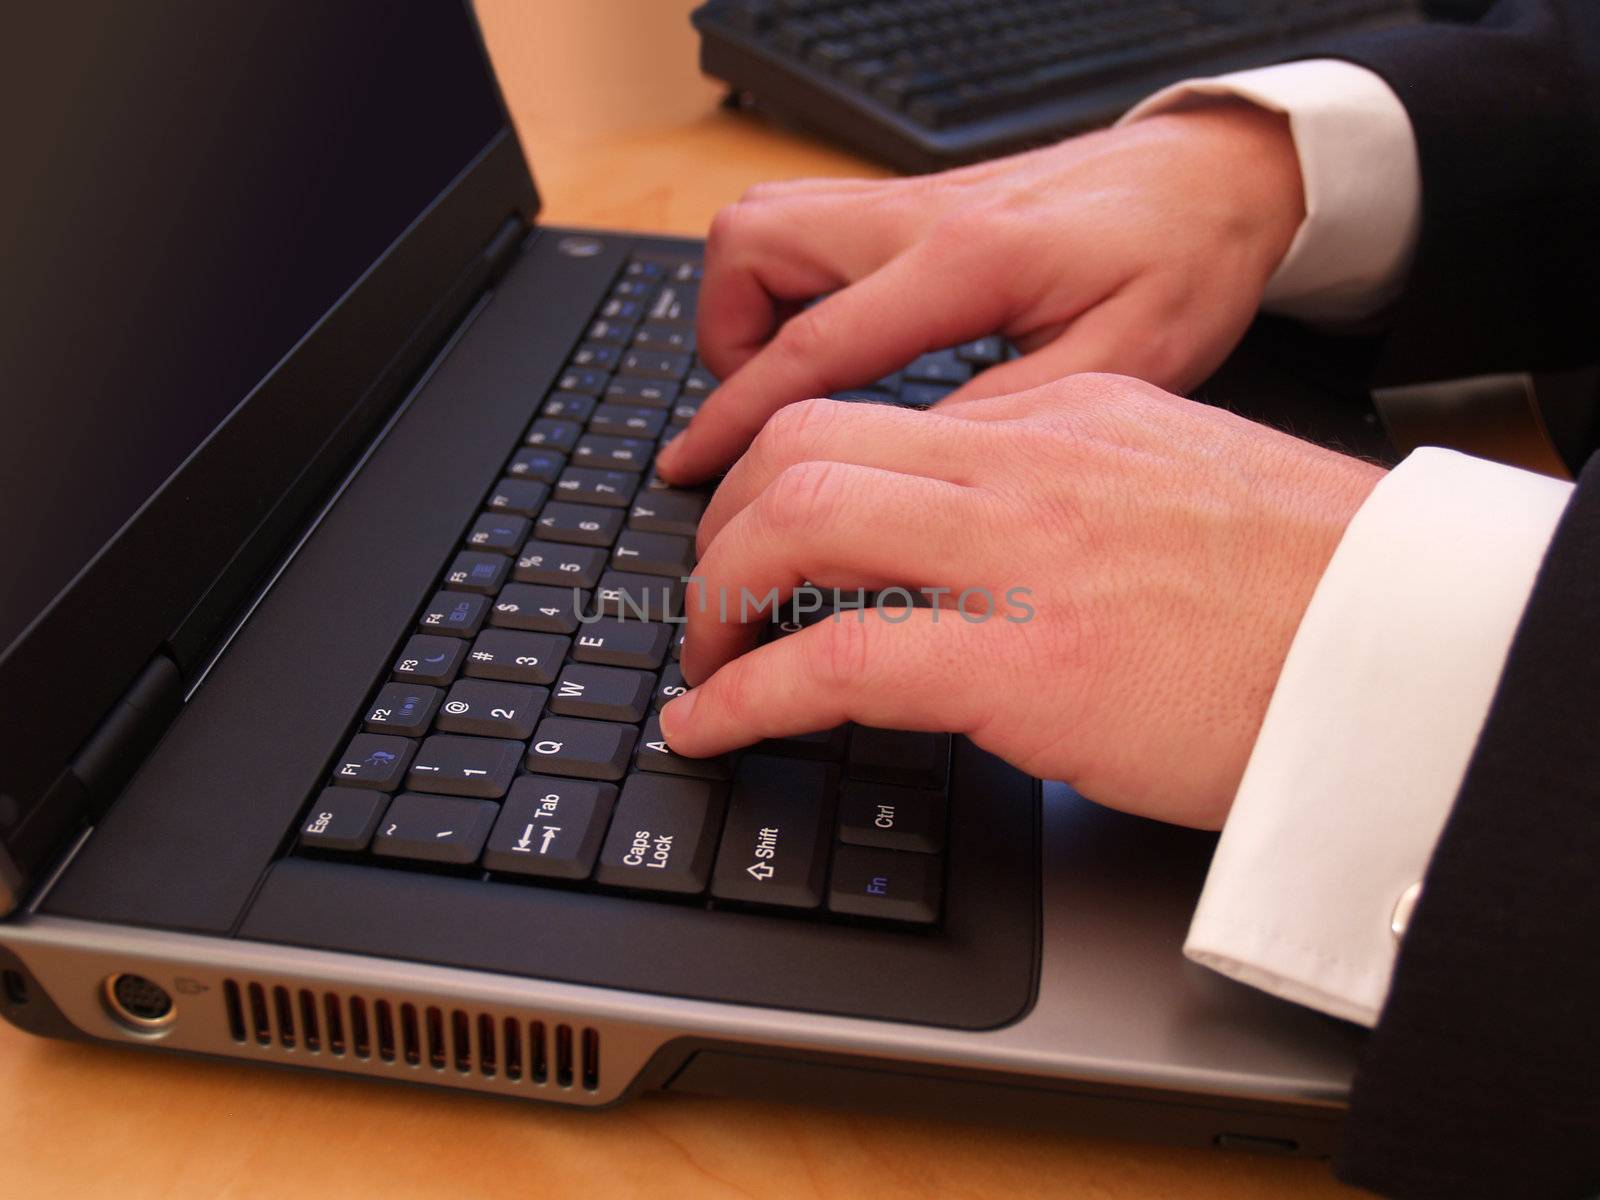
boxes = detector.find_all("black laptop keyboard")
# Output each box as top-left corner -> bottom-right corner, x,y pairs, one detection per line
294,248 -> 1010,927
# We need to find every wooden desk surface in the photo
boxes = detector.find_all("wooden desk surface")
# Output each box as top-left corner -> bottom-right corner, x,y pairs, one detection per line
1,4 -> 1361,1196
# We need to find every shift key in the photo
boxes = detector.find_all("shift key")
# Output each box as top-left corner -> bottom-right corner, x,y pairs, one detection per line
710,755 -> 833,909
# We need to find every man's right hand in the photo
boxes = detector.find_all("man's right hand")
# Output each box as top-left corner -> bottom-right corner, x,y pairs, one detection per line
656,101 -> 1305,485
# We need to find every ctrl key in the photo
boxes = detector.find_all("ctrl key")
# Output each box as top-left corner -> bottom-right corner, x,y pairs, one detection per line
827,845 -> 942,925
299,787 -> 386,852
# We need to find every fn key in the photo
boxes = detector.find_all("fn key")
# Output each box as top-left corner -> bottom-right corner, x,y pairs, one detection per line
827,845 -> 942,925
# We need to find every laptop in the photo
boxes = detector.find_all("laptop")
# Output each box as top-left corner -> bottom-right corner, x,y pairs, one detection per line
0,0 -> 1369,1157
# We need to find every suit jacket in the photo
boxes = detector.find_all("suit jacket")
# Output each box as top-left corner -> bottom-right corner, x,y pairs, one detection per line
1310,3 -> 1600,1195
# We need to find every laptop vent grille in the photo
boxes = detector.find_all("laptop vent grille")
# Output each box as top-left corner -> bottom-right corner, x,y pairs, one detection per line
220,979 -> 599,1091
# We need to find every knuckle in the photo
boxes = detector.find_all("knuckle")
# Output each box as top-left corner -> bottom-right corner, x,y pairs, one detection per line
808,615 -> 873,692
772,305 -> 830,365
705,201 -> 752,256
762,458 -> 848,536
704,660 -> 759,730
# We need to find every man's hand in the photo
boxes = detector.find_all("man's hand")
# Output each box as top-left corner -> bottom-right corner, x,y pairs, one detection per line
661,377 -> 1382,830
656,103 -> 1304,484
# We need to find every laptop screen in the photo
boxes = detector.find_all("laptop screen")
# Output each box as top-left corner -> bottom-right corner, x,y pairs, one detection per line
0,1 -> 506,659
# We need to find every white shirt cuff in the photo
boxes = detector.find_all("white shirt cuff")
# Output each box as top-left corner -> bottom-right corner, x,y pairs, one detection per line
1120,59 -> 1422,325
1184,449 -> 1574,1027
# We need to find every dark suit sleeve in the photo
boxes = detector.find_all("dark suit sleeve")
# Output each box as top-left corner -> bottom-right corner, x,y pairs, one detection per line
1334,449 -> 1600,1200
1313,0 -> 1600,383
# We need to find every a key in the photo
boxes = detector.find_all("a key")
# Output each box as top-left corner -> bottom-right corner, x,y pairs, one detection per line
654,663 -> 688,710
372,793 -> 499,866
331,734 -> 415,790
393,635 -> 468,686
572,617 -> 672,669
405,734 -> 522,798
569,342 -> 620,372
363,683 -> 443,737
464,512 -> 530,554
631,320 -> 695,354
611,530 -> 694,579
827,844 -> 942,924
526,716 -> 637,781
540,391 -> 597,423
506,446 -> 566,484
525,417 -> 581,452
481,775 -> 617,880
836,780 -> 945,853
572,434 -> 652,472
486,478 -> 550,518
535,501 -> 624,546
490,582 -> 586,634
617,350 -> 690,381
585,317 -> 636,346
549,663 -> 654,723
435,679 -> 545,739
903,349 -> 972,386
760,725 -> 848,761
847,727 -> 950,788
594,570 -> 684,622
418,590 -> 488,638
588,403 -> 667,438
710,755 -> 833,908
554,466 -> 637,509
557,365 -> 609,394
627,489 -> 706,538
464,628 -> 569,685
635,712 -> 732,780
513,538 -> 607,587
299,787 -> 388,853
593,773 -> 726,894
443,550 -> 509,595
604,377 -> 678,409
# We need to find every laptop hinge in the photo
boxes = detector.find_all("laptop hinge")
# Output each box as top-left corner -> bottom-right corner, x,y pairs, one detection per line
69,653 -> 183,817
482,214 -> 527,286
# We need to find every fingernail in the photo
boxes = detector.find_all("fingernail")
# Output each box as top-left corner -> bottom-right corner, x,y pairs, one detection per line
656,433 -> 685,471
659,689 -> 697,745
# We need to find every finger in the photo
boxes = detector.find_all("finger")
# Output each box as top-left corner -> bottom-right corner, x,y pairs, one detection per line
683,462 -> 997,685
661,242 -> 1014,484
695,398 -> 986,555
661,606 -> 1005,758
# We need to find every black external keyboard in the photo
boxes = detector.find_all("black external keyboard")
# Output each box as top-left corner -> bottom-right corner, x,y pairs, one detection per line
695,0 -> 1422,172
294,248 -> 1009,928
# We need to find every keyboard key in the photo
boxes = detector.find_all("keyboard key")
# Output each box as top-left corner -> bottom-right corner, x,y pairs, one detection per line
593,773 -> 726,894
443,550 -> 509,595
647,284 -> 698,322
605,377 -> 678,409
332,734 -> 415,790
541,391 -> 597,422
557,366 -> 609,394
372,793 -> 499,866
837,780 -> 945,853
405,735 -> 522,798
631,320 -> 695,354
486,478 -> 551,518
827,844 -> 942,924
435,679 -> 546,739
490,582 -> 586,634
362,683 -> 443,737
599,297 -> 642,323
569,342 -> 620,372
554,466 -> 637,508
299,787 -> 388,852
572,617 -> 672,669
681,366 -> 718,396
636,712 -> 732,780
617,350 -> 691,381
903,349 -> 972,386
847,727 -> 950,788
710,755 -> 833,909
760,724 -> 848,761
654,663 -> 688,710
594,570 -> 685,621
536,500 -> 625,546
393,635 -> 467,686
585,318 -> 635,346
418,590 -> 489,638
549,663 -> 654,723
525,418 -> 581,452
956,336 -> 1004,365
481,776 -> 617,880
464,512 -> 531,554
513,539 -> 607,587
573,434 -> 653,472
669,399 -> 702,425
611,530 -> 694,578
527,716 -> 638,781
464,629 -> 568,685
627,489 -> 706,537
506,446 -> 566,484
589,403 -> 667,438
